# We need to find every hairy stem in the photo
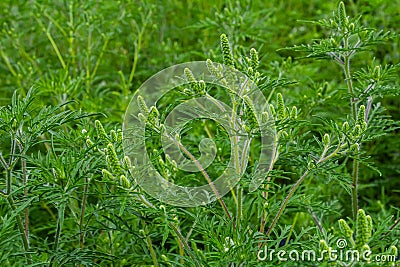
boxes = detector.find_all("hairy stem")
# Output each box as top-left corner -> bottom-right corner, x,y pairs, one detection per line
142,222 -> 159,267
53,203 -> 65,251
165,131 -> 235,227
169,222 -> 202,267
259,131 -> 279,235
343,37 -> 359,221
266,141 -> 345,236
16,132 -> 29,247
79,176 -> 90,249
7,196 -> 32,264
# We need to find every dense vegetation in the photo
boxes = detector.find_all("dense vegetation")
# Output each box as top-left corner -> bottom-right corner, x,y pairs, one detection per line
0,1 -> 399,266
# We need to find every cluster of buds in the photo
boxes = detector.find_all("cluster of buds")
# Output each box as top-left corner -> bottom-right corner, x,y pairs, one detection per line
83,120 -> 133,189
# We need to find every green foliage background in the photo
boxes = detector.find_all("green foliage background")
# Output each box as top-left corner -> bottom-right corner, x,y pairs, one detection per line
0,0 -> 399,266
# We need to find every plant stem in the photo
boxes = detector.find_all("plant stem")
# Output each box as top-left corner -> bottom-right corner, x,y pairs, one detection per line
343,42 -> 357,120
265,142 -> 345,236
79,176 -> 90,249
22,152 -> 29,246
236,186 -> 242,227
7,196 -> 32,264
86,27 -> 92,93
142,222 -> 159,267
169,222 -> 201,267
166,131 -> 235,227
351,150 -> 360,220
343,37 -> 359,221
259,131 -> 279,235
36,17 -> 66,70
16,132 -> 30,247
68,0 -> 76,78
53,203 -> 65,251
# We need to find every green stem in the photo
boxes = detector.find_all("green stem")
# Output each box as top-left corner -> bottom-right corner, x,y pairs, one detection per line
127,10 -> 152,94
343,37 -> 359,221
86,28 -> 92,93
135,192 -> 201,266
91,36 -> 110,82
343,43 -> 357,121
142,223 -> 159,267
259,129 -> 279,235
266,142 -> 345,236
79,176 -> 90,249
22,153 -> 29,246
36,17 -> 66,69
169,222 -> 201,267
53,203 -> 65,251
68,0 -> 76,77
236,186 -> 242,227
16,134 -> 29,247
165,131 -> 235,227
352,150 -> 360,220
7,196 -> 32,264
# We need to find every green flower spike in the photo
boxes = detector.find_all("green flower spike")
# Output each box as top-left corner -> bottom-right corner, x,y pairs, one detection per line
290,106 -> 297,120
86,138 -> 95,148
117,129 -> 123,142
123,156 -> 132,170
184,67 -> 200,94
106,143 -> 123,176
269,104 -> 276,117
119,175 -> 131,188
338,2 -> 348,28
357,105 -> 366,126
342,121 -> 349,133
339,219 -> 353,240
147,106 -> 160,128
243,96 -> 258,132
322,133 -> 330,147
351,124 -> 361,139
277,93 -> 285,120
356,209 -> 370,249
350,143 -> 360,152
389,245 -> 398,257
110,130 -> 118,143
220,34 -> 234,67
249,48 -> 259,70
365,215 -> 372,240
102,169 -> 114,180
95,120 -> 109,143
137,95 -> 149,117
373,65 -> 381,81
319,240 -> 331,261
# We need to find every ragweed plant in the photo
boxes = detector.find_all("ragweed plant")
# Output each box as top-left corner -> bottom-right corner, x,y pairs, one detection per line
0,1 -> 399,266
290,1 -> 399,221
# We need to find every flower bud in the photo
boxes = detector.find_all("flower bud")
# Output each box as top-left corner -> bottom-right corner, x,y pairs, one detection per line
356,209 -> 370,249
342,121 -> 349,132
338,2 -> 348,28
277,93 -> 285,120
339,219 -> 353,239
249,48 -> 259,69
137,95 -> 149,117
357,105 -> 366,126
119,175 -> 131,188
110,130 -> 118,143
102,169 -> 114,180
290,106 -> 298,120
95,120 -> 109,143
220,34 -> 234,67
